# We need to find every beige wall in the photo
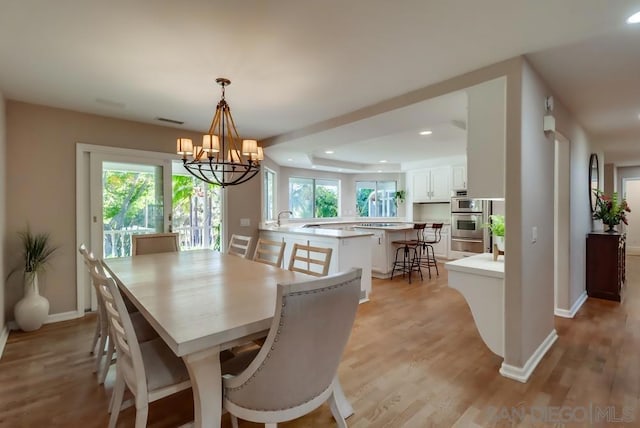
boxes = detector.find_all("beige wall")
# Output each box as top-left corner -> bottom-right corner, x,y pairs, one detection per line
4,101 -> 261,317
0,93 -> 5,330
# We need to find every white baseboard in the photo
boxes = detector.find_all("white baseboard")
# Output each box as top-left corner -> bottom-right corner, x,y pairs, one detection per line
0,325 -> 9,360
555,291 -> 588,318
499,329 -> 558,383
45,310 -> 83,324
627,246 -> 640,256
7,310 -> 84,332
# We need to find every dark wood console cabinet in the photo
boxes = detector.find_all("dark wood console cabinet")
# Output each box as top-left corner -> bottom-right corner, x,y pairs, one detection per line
586,232 -> 626,302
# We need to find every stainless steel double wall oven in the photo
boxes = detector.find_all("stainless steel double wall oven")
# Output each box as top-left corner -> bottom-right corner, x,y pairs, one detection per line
450,192 -> 490,253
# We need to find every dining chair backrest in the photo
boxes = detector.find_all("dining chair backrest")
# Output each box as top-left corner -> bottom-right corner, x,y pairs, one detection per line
227,234 -> 252,259
288,243 -> 332,277
252,238 -> 286,268
131,233 -> 179,256
223,268 -> 362,415
90,265 -> 148,403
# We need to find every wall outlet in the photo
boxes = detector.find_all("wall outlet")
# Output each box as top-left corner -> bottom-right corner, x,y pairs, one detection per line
531,226 -> 537,243
240,218 -> 250,227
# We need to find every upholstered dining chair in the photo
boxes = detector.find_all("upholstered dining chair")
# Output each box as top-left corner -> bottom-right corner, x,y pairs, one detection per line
131,232 -> 179,256
79,244 -> 157,385
288,243 -> 332,277
253,238 -> 286,268
223,268 -> 362,428
90,265 -> 191,428
227,234 -> 253,259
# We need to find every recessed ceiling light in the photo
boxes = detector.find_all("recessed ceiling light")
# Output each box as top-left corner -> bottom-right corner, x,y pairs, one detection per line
627,11 -> 640,24
287,158 -> 293,161
377,170 -> 382,173
419,130 -> 433,136
325,150 -> 335,154
311,165 -> 317,169
379,160 -> 388,163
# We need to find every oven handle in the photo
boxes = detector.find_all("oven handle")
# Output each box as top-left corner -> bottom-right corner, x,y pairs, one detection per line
451,237 -> 484,243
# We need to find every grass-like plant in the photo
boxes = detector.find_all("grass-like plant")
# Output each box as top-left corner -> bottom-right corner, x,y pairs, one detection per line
8,228 -> 59,278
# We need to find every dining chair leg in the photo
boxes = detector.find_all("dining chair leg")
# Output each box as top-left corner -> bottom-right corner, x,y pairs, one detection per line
231,416 -> 239,428
95,329 -> 107,375
99,337 -> 115,385
135,404 -> 149,428
265,424 -> 277,428
108,374 -> 125,428
90,319 -> 100,355
328,391 -> 348,428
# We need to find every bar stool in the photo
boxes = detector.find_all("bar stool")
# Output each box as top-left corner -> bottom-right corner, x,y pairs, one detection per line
417,223 -> 443,278
390,223 -> 426,283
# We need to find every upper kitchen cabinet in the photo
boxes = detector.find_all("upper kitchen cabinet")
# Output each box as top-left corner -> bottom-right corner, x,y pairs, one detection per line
452,165 -> 467,190
412,166 -> 451,202
466,77 -> 506,199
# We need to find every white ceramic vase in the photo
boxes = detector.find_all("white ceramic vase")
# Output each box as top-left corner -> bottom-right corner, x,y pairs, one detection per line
494,235 -> 505,252
14,272 -> 49,332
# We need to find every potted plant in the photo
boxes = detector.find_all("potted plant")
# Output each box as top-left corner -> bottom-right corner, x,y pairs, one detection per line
8,228 -> 59,331
394,190 -> 406,206
593,190 -> 631,232
485,215 -> 505,251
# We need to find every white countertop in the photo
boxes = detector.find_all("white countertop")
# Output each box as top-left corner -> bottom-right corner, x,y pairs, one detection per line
444,253 -> 504,279
353,223 -> 415,231
259,226 -> 373,239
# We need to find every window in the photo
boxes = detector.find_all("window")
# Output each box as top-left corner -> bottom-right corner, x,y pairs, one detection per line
289,177 -> 339,218
356,181 -> 397,217
263,168 -> 276,221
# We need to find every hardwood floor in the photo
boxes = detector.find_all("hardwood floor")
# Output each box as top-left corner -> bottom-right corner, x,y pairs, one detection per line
2,259 -> 640,427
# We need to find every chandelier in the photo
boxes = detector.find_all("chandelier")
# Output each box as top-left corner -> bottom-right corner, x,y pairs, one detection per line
176,78 -> 263,187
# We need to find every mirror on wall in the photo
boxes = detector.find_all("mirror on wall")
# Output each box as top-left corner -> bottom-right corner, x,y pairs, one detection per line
589,153 -> 599,213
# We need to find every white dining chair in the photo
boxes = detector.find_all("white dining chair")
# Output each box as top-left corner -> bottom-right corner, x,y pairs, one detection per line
90,265 -> 191,428
253,238 -> 286,268
79,244 -> 157,385
227,234 -> 253,259
288,243 -> 332,277
131,232 -> 179,256
223,268 -> 362,428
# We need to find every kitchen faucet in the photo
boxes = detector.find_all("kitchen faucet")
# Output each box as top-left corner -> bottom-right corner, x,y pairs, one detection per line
277,210 -> 293,227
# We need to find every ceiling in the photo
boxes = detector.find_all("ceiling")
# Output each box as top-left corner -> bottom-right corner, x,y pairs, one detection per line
1,1 -> 639,168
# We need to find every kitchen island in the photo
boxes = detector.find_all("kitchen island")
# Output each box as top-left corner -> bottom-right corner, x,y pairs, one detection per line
445,253 -> 504,357
259,226 -> 374,301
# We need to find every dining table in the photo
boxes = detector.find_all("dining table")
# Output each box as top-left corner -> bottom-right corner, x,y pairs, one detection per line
102,249 -> 354,428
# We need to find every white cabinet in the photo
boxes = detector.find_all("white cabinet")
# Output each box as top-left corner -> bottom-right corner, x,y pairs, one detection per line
370,230 -> 387,273
452,165 -> 467,190
466,77 -> 506,199
412,167 -> 451,202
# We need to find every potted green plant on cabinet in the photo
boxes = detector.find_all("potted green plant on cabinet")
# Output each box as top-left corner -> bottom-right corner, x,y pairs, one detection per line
8,228 -> 59,331
485,215 -> 505,252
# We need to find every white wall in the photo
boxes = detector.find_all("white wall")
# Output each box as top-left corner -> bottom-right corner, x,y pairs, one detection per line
514,61 -> 556,363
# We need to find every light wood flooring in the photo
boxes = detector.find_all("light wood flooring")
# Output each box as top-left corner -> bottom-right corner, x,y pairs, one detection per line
2,259 -> 640,427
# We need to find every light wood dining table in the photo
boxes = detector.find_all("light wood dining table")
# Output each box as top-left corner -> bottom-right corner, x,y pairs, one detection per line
102,249 -> 354,428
